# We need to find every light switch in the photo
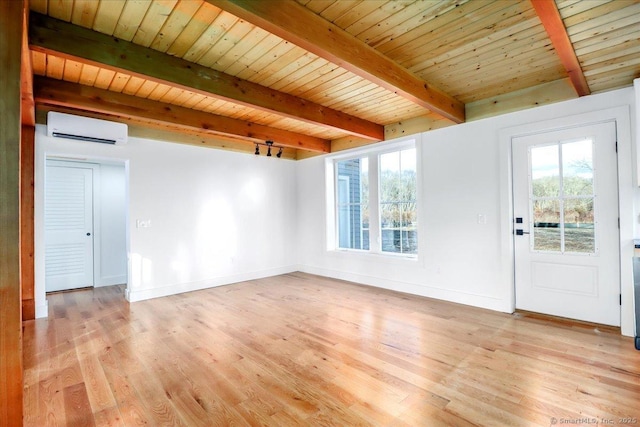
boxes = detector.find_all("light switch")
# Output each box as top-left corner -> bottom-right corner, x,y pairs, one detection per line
477,214 -> 487,225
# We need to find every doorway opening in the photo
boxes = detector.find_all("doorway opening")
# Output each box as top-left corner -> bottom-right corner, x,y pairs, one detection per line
44,157 -> 128,295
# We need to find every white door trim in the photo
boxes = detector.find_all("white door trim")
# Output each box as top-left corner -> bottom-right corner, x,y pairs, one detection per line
35,146 -> 130,319
499,106 -> 634,336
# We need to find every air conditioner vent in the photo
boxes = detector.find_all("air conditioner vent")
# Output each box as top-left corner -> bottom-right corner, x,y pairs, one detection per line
47,112 -> 128,145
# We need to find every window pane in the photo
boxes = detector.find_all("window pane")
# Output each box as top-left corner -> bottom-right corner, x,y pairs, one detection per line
380,148 -> 417,255
361,159 -> 370,251
400,148 -> 417,201
564,198 -> 594,253
380,202 -> 418,254
531,145 -> 559,198
380,151 -> 400,203
380,202 -> 400,253
360,157 -> 369,206
562,139 -> 593,196
401,203 -> 418,254
380,202 -> 399,229
336,158 -> 369,250
533,199 -> 561,251
337,192 -> 351,248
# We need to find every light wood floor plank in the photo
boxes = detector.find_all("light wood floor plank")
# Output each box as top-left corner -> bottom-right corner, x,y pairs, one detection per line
23,273 -> 640,426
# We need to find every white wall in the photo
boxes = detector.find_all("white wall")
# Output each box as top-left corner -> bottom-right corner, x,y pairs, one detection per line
32,87 -> 637,336
296,87 -> 637,336
95,163 -> 127,287
34,127 -> 298,316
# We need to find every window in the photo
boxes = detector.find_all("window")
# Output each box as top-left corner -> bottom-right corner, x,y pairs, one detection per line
380,148 -> 417,254
332,140 -> 418,256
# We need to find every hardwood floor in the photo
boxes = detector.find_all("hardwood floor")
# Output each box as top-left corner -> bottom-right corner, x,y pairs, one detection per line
23,273 -> 640,426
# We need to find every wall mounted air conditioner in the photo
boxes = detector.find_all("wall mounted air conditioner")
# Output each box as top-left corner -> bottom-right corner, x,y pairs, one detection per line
47,112 -> 128,145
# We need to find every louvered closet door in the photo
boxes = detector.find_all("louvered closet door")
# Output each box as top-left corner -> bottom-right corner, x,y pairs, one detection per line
45,165 -> 94,292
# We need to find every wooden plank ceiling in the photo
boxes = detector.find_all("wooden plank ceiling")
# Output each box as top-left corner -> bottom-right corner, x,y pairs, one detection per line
25,0 -> 640,158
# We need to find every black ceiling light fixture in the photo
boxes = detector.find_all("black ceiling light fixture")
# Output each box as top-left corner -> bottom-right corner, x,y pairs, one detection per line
253,140 -> 284,158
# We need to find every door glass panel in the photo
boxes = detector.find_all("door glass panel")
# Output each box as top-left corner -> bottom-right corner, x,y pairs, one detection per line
564,198 -> 595,253
533,199 -> 561,251
562,139 -> 593,196
531,145 -> 559,198
529,138 -> 597,254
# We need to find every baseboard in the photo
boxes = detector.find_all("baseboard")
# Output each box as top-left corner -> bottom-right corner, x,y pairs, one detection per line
95,274 -> 127,287
298,265 -> 511,313
35,300 -> 49,319
126,265 -> 298,302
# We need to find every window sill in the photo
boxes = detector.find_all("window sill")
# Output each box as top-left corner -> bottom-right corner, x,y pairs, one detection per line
328,248 -> 420,265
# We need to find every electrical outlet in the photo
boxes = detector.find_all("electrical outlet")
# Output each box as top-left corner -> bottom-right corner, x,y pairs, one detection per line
136,219 -> 151,228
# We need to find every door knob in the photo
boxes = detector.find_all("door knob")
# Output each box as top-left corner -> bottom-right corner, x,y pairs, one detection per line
86,232 -> 91,236
515,229 -> 530,236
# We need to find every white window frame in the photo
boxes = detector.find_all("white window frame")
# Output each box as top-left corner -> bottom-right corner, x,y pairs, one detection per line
336,175 -> 352,249
326,136 -> 421,260
334,156 -> 369,252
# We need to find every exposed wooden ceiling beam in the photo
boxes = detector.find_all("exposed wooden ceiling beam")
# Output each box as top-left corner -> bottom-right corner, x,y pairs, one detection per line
34,76 -> 331,153
29,12 -> 383,141
206,0 -> 465,124
21,1 -> 34,126
531,0 -> 590,96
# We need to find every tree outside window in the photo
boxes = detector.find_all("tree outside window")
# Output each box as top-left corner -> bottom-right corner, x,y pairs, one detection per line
379,148 -> 417,254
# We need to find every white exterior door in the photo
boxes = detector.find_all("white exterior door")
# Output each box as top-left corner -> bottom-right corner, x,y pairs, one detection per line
45,163 -> 94,292
512,122 -> 620,326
